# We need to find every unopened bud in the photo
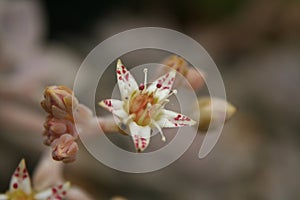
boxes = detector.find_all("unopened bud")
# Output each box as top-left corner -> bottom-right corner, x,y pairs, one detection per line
162,55 -> 189,76
195,97 -> 236,132
43,116 -> 78,145
41,86 -> 78,120
162,55 -> 205,91
111,196 -> 128,200
51,134 -> 79,163
186,68 -> 205,91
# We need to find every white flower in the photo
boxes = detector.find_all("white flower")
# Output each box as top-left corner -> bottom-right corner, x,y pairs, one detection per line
99,59 -> 196,152
0,159 -> 70,200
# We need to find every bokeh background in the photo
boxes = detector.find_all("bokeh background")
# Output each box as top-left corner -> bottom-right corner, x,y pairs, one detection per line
1,0 -> 300,199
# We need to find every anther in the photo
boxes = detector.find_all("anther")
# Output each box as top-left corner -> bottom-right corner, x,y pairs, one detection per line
146,102 -> 152,109
139,84 -> 145,90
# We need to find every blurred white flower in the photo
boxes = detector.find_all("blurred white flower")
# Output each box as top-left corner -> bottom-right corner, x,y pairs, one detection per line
0,159 -> 70,200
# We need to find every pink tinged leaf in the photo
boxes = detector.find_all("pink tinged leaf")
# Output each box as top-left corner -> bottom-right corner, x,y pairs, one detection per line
49,122 -> 67,134
32,150 -> 64,192
157,109 -> 196,128
116,59 -> 138,100
51,134 -> 78,163
34,182 -> 70,200
98,99 -> 127,118
9,159 -> 32,194
51,105 -> 68,119
147,70 -> 176,100
129,122 -> 151,152
51,91 -> 67,111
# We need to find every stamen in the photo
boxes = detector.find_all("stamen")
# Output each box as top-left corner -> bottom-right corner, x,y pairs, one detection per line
152,120 -> 166,142
154,99 -> 169,112
159,99 -> 170,108
137,103 -> 152,125
165,89 -> 177,100
143,68 -> 148,90
123,114 -> 136,124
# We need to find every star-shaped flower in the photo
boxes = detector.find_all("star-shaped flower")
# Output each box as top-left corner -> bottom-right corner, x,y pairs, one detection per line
99,59 -> 196,152
0,159 -> 70,200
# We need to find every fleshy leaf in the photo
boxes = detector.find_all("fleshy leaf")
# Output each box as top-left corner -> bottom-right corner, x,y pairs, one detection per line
116,59 -> 138,100
129,122 -> 151,152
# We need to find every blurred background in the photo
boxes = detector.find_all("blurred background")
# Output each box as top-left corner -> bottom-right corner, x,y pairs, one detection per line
1,0 -> 300,199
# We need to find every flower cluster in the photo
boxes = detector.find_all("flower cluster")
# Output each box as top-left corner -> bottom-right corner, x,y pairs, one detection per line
0,159 -> 70,200
40,57 -> 236,156
41,85 -> 79,163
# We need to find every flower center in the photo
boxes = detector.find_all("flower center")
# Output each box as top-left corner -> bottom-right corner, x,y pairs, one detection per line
129,91 -> 156,126
7,189 -> 35,200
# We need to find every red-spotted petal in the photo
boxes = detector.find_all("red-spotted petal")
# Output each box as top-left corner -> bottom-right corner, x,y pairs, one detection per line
34,182 -> 70,200
147,70 -> 176,100
98,99 -> 127,118
116,59 -> 138,100
129,122 -> 151,152
157,109 -> 196,128
9,159 -> 32,195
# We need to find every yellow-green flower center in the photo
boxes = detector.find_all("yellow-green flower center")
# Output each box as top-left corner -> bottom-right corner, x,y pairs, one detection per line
6,189 -> 35,200
129,91 -> 157,126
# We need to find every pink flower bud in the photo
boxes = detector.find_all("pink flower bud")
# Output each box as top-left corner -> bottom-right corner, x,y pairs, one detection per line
186,68 -> 205,91
43,116 -> 78,146
194,97 -> 237,132
162,55 -> 189,76
41,85 -> 78,120
51,134 -> 79,163
162,55 -> 205,91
